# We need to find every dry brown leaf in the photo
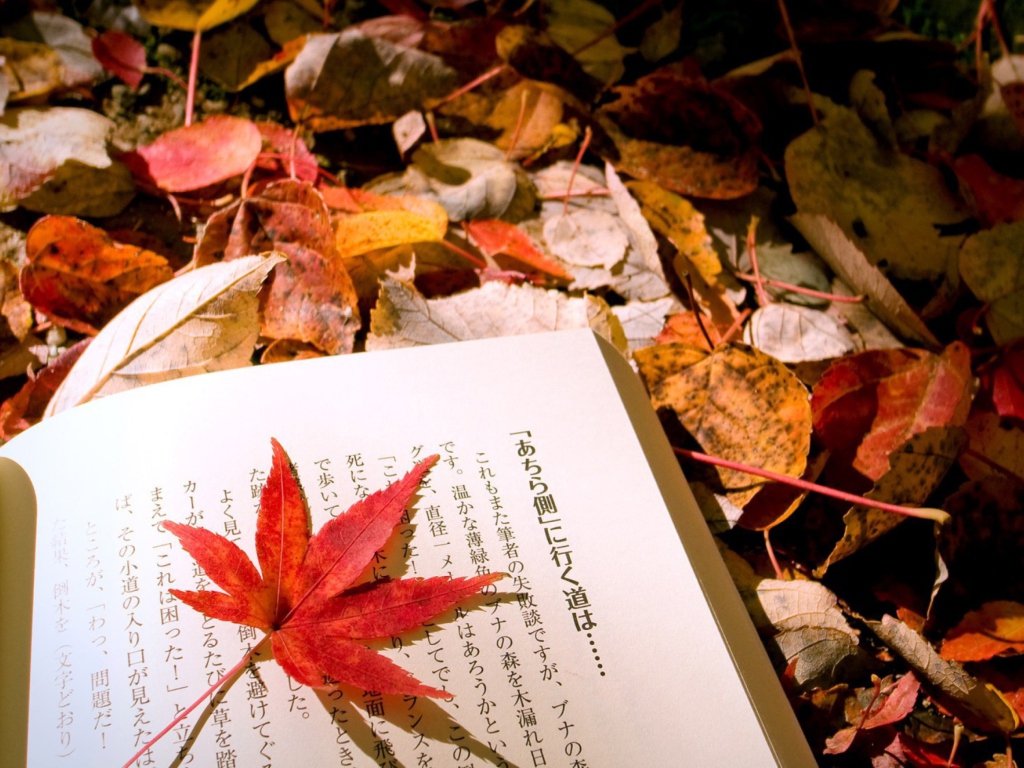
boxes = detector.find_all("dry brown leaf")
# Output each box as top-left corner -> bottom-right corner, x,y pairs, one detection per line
0,39 -> 64,101
543,0 -> 632,87
1,107 -> 119,211
960,407 -> 1024,482
790,214 -> 939,347
867,614 -> 1019,734
366,271 -> 626,352
755,579 -> 865,690
285,29 -> 458,132
785,106 -> 965,282
818,427 -> 967,574
634,342 -> 812,509
45,254 -> 282,416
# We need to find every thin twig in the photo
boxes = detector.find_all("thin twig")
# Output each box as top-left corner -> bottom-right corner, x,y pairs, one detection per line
776,0 -> 818,126
746,216 -> 770,306
764,529 -> 784,579
733,272 -> 867,303
184,29 -> 202,127
436,64 -> 508,108
680,271 -> 715,349
563,126 -> 592,218
719,308 -> 751,345
672,447 -> 951,524
505,87 -> 530,161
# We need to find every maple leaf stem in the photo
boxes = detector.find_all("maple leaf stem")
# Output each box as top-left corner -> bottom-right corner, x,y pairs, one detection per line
441,238 -> 488,269
672,447 -> 952,524
436,64 -> 509,108
562,126 -> 593,217
121,634 -> 269,768
538,188 -> 610,200
505,87 -> 530,161
184,29 -> 202,128
733,272 -> 867,303
719,308 -> 751,345
680,271 -> 715,349
764,529 -> 784,579
143,66 -> 189,90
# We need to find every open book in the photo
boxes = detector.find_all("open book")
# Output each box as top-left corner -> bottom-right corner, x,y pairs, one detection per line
0,329 -> 815,767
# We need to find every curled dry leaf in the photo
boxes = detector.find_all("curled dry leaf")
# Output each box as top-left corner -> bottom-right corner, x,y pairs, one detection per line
867,614 -> 1020,734
790,214 -> 939,347
811,342 -> 973,481
634,342 -> 812,509
1,107 -> 117,210
818,426 -> 967,574
285,29 -> 458,132
785,106 -> 965,282
119,115 -> 262,193
367,272 -> 626,353
21,215 -> 173,335
941,602 -> 1024,662
44,254 -> 282,416
960,220 -> 1024,346
0,39 -> 64,102
743,304 -> 858,364
754,579 -> 864,690
196,180 -> 359,355
597,67 -> 762,200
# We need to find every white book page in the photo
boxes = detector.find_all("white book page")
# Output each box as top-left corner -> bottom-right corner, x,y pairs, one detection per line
0,329 -> 814,767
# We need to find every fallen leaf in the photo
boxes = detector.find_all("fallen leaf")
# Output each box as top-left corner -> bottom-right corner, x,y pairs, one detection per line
44,254 -> 281,416
597,67 -> 762,199
754,579 -> 865,690
132,0 -> 261,32
818,426 -> 967,573
367,271 -> 626,352
953,155 -> 1024,227
0,258 -> 32,341
0,336 -> 89,440
789,215 -> 940,347
199,20 -> 273,91
634,342 -> 812,509
544,0 -> 632,87
960,407 -> 1024,482
119,114 -> 262,193
753,244 -> 833,309
654,312 -> 722,351
0,39 -> 63,102
824,673 -> 921,754
826,277 -> 903,352
463,219 -> 572,281
285,29 -> 458,132
329,188 -> 449,260
811,343 -> 973,481
941,602 -> 1024,662
959,220 -> 1024,346
494,25 -> 601,103
91,30 -> 146,90
10,12 -> 103,87
640,4 -> 682,63
743,304 -> 858,363
366,138 -> 534,222
611,297 -> 679,352
263,0 -> 321,46
985,347 -> 1024,420
255,121 -> 319,182
867,614 -> 1019,734
785,106 -> 965,281
196,180 -> 359,355
21,215 -> 173,335
167,440 -> 502,699
1,107 -> 118,210
480,79 -> 573,161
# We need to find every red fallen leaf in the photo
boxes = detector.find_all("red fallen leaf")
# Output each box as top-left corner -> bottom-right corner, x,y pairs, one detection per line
953,155 -> 1024,227
463,219 -> 572,281
981,346 -> 1024,421
885,733 -> 962,767
91,30 -> 146,90
811,343 -> 973,481
92,30 -> 146,90
21,216 -> 174,335
195,179 -> 360,354
166,439 -> 502,697
119,115 -> 262,193
0,338 -> 90,440
824,673 -> 921,754
255,121 -> 319,183
940,602 -> 1024,662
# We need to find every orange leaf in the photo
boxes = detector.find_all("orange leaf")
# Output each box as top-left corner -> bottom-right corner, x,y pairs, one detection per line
464,219 -> 571,280
21,215 -> 173,334
167,439 -> 503,699
941,602 -> 1024,662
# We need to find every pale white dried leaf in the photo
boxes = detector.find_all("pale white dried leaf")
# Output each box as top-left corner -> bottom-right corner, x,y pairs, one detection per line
45,254 -> 282,416
868,614 -> 1019,733
367,276 -> 626,353
790,213 -> 939,347
744,303 -> 857,363
756,578 -> 863,688
1,107 -> 115,209
543,209 -> 628,268
611,296 -> 681,352
24,12 -> 104,86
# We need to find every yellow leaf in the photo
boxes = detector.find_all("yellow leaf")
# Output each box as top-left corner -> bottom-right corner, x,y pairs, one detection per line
132,0 -> 261,32
0,39 -> 64,102
333,196 -> 448,259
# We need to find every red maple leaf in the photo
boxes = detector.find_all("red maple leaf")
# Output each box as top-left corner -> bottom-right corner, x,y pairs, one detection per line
164,438 -> 502,698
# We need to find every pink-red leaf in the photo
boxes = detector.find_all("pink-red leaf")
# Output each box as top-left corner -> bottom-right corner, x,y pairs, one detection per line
255,438 -> 310,618
463,219 -> 572,281
119,115 -> 262,193
91,30 -> 146,90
